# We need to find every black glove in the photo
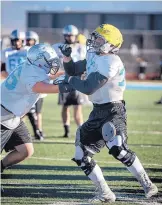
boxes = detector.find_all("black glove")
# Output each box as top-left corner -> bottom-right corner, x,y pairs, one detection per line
58,82 -> 74,93
59,45 -> 72,57
53,74 -> 70,85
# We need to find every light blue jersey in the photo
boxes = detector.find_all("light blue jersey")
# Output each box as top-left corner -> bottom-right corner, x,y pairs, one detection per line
1,61 -> 49,117
1,47 -> 30,74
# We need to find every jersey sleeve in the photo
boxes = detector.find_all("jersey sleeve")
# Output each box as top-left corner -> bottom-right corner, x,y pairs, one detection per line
69,72 -> 108,95
96,55 -> 120,79
22,66 -> 50,93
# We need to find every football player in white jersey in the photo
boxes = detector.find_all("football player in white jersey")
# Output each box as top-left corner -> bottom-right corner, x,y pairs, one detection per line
1,44 -> 72,190
58,24 -> 158,203
1,30 -> 28,79
53,25 -> 86,138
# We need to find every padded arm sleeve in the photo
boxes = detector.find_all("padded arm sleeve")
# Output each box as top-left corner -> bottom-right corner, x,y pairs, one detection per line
63,59 -> 86,76
69,72 -> 108,95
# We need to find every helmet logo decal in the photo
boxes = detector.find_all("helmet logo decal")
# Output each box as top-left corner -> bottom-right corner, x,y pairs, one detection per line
99,25 -> 110,34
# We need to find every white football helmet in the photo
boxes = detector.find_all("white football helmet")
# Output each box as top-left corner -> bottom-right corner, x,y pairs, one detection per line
63,25 -> 78,36
10,30 -> 25,41
10,29 -> 25,48
26,31 -> 39,44
27,43 -> 61,75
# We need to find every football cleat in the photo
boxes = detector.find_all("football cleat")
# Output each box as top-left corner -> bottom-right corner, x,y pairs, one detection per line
138,171 -> 158,198
35,130 -> 44,141
89,180 -> 116,203
144,183 -> 158,198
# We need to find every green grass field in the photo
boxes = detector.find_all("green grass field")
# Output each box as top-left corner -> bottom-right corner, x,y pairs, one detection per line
1,90 -> 162,205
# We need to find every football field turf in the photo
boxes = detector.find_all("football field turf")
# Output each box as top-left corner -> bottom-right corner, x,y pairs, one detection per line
1,90 -> 162,205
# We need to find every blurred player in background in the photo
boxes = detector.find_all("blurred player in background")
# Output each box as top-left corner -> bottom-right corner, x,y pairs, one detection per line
155,97 -> 162,104
1,30 -> 26,79
25,31 -> 46,140
59,24 -> 158,203
26,31 -> 39,47
1,44 -> 72,192
53,25 -> 86,138
136,57 -> 148,80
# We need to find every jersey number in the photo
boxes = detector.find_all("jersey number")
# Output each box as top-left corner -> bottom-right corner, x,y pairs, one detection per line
9,57 -> 25,73
5,65 -> 22,90
118,68 -> 126,87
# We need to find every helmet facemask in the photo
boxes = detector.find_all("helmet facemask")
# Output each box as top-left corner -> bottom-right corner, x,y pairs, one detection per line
64,35 -> 77,44
26,38 -> 36,47
86,32 -> 119,55
11,39 -> 24,49
44,56 -> 60,75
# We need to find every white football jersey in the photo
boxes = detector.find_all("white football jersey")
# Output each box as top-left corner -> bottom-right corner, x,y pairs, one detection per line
86,52 -> 126,104
1,61 -> 49,117
1,46 -> 29,74
53,43 -> 86,66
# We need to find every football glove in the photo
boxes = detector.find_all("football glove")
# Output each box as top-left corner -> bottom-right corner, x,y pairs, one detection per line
58,45 -> 72,57
53,74 -> 70,85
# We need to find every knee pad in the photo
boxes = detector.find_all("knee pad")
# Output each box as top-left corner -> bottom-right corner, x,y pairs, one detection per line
72,156 -> 96,176
109,145 -> 136,167
106,134 -> 136,167
72,145 -> 96,176
102,121 -> 116,142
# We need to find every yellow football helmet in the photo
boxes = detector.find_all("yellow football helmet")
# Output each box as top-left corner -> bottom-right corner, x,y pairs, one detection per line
87,24 -> 123,54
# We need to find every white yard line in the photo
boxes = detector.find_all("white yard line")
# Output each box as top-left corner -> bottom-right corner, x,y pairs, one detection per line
129,120 -> 161,125
36,129 -> 162,138
128,112 -> 162,117
30,156 -> 162,167
48,198 -> 162,205
35,139 -> 162,147
129,130 -> 162,135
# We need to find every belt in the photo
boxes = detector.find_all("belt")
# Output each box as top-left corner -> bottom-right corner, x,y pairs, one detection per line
93,100 -> 124,107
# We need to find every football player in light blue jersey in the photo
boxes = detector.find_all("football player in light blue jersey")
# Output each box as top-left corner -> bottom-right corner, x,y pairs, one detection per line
1,30 -> 28,79
58,24 -> 158,202
1,44 -> 73,190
